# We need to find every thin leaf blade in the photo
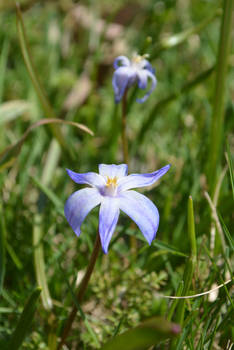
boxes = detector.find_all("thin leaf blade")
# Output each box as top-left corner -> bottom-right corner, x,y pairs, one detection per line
8,287 -> 41,350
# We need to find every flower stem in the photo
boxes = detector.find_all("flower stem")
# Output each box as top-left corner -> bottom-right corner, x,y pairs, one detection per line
121,90 -> 129,165
121,90 -> 138,254
57,233 -> 101,350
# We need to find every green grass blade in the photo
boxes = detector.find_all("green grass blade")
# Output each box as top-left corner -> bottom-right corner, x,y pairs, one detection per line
0,197 -> 23,274
176,197 -> 197,325
153,240 -> 188,258
31,176 -> 64,215
167,281 -> 184,321
101,317 -> 180,350
15,4 -> 71,155
33,214 -> 53,310
207,0 -> 233,194
125,229 -> 187,257
170,196 -> 197,349
187,196 -> 197,260
0,39 -> 9,103
0,307 -> 20,314
0,204 -> 6,295
112,316 -> 125,337
218,213 -> 234,251
33,139 -> 60,310
1,289 -> 17,308
8,287 -> 41,350
16,4 -> 56,119
5,241 -> 23,270
208,316 -> 220,350
226,142 -> 234,199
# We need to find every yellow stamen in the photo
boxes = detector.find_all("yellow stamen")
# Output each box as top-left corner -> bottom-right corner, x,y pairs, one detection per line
132,55 -> 142,64
106,176 -> 117,187
132,53 -> 149,64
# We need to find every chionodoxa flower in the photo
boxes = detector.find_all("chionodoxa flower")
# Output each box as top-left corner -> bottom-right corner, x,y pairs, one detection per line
65,164 -> 170,254
112,53 -> 157,103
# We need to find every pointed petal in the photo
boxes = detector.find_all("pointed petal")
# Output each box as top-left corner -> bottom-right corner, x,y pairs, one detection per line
113,56 -> 130,69
64,188 -> 101,236
66,169 -> 105,188
112,66 -> 136,103
117,165 -> 170,192
99,164 -> 128,178
99,197 -> 120,254
119,190 -> 159,244
136,70 -> 157,103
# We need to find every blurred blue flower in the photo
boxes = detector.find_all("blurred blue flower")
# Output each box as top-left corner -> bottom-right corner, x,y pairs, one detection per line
112,54 -> 157,103
65,163 -> 170,254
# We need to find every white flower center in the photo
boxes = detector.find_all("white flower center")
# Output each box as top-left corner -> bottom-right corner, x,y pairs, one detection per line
104,176 -> 118,196
131,53 -> 149,70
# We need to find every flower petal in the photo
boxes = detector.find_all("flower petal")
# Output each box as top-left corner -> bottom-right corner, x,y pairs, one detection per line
99,197 -> 120,254
119,190 -> 159,244
64,188 -> 101,236
112,66 -> 136,103
144,60 -> 156,74
66,168 -> 105,188
98,164 -> 128,178
117,164 -> 170,192
136,70 -> 157,103
113,56 -> 130,69
137,69 -> 148,89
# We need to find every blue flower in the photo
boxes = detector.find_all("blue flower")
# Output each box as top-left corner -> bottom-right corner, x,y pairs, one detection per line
112,54 -> 157,103
64,163 -> 170,254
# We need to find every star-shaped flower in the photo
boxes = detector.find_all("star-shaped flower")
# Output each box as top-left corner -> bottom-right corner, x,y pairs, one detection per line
64,164 -> 170,254
112,54 -> 157,103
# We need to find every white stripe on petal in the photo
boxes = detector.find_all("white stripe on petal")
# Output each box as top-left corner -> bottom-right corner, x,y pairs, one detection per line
119,190 -> 159,245
64,188 -> 101,236
99,197 -> 120,254
117,165 -> 170,192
